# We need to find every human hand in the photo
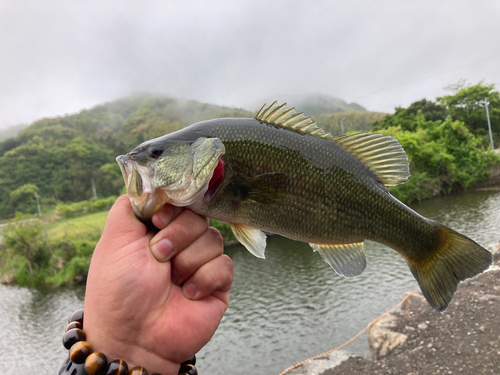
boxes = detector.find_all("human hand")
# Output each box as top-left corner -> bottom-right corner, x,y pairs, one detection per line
83,195 -> 233,374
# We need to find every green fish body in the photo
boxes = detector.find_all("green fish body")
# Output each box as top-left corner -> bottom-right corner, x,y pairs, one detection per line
117,102 -> 492,311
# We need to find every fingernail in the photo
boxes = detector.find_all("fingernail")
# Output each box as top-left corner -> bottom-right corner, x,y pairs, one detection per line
159,206 -> 173,225
151,238 -> 174,262
183,283 -> 197,299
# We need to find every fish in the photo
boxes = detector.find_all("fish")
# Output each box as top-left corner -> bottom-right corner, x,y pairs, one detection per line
116,101 -> 493,311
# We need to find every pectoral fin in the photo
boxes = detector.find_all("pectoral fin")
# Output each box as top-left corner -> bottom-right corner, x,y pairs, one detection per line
231,223 -> 267,259
311,242 -> 366,278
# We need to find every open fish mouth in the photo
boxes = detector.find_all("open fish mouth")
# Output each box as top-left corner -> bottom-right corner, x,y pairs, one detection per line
116,155 -> 151,198
116,155 -> 163,220
116,138 -> 225,221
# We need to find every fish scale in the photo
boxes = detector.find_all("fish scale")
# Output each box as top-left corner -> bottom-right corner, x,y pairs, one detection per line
117,102 -> 492,312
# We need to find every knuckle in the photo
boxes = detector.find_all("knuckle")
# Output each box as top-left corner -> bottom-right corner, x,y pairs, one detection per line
219,254 -> 234,276
197,267 -> 218,292
208,227 -> 224,246
181,210 -> 208,231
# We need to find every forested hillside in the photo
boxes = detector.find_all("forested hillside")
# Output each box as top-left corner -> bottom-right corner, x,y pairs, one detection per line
0,124 -> 28,142
0,94 -> 252,218
259,93 -> 366,115
314,111 -> 386,135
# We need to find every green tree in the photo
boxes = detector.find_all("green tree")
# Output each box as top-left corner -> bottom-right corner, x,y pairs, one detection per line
437,81 -> 500,143
379,116 -> 498,203
97,163 -> 123,197
372,99 -> 447,132
10,183 -> 39,214
1,213 -> 50,277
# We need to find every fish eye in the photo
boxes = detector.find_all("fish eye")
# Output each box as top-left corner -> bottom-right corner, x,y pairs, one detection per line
148,145 -> 164,159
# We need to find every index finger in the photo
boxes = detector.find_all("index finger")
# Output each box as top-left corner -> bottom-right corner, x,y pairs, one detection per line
149,210 -> 209,262
151,204 -> 185,230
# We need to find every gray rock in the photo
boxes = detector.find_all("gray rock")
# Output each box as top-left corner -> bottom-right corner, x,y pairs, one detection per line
418,322 -> 428,330
368,313 -> 408,360
401,292 -> 425,311
285,350 -> 356,375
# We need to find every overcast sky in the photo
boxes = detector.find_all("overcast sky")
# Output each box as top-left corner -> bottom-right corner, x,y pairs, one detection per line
1,0 -> 499,129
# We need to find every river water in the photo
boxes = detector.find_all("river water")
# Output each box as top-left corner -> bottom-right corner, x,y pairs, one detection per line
1,190 -> 499,375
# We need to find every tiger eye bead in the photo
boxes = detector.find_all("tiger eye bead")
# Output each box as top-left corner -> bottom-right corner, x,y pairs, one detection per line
106,359 -> 129,375
65,321 -> 82,332
68,309 -> 84,325
178,364 -> 197,375
69,341 -> 92,364
129,366 -> 148,375
63,328 -> 86,350
84,352 -> 108,375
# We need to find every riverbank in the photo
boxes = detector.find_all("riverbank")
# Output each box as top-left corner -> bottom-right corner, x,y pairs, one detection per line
284,244 -> 500,375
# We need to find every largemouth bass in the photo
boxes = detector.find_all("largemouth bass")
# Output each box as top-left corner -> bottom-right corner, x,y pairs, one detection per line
116,101 -> 492,311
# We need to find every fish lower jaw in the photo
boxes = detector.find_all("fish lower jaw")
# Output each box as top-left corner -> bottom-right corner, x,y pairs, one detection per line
130,189 -> 169,221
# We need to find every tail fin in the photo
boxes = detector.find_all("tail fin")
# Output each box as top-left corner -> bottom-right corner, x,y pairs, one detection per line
407,224 -> 492,312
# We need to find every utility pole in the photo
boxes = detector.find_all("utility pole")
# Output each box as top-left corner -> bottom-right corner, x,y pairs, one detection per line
484,98 -> 494,150
340,117 -> 345,134
34,191 -> 42,216
91,179 -> 97,199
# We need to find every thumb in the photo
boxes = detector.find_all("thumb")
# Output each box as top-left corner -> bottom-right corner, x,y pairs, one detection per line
100,195 -> 148,249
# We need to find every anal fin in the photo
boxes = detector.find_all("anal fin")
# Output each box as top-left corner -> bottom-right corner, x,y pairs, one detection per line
231,223 -> 267,259
311,242 -> 366,278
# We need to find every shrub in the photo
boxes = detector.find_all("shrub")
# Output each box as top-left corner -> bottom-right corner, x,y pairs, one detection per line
56,196 -> 117,217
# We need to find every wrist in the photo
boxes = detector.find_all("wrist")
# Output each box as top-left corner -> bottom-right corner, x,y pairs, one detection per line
60,309 -> 198,375
85,326 -> 180,375
83,304 -> 181,375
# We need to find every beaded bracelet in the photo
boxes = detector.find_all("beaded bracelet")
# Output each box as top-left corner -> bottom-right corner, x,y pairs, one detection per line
60,309 -> 198,375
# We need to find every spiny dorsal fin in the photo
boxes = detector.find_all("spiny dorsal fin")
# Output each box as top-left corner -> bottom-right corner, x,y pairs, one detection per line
255,101 -> 334,140
333,133 -> 410,186
255,102 -> 410,186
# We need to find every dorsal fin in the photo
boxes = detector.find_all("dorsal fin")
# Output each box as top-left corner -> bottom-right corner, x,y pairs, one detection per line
333,133 -> 410,186
255,101 -> 334,140
255,102 -> 410,187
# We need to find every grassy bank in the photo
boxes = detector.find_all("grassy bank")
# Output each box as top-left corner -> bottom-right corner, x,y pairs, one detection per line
0,210 -> 105,287
46,211 -> 108,240
0,207 -> 234,287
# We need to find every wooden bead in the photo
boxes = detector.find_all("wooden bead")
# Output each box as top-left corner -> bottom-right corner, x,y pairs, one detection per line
63,328 -> 86,350
65,321 -> 82,332
69,341 -> 93,364
178,364 -> 197,375
129,366 -> 148,375
68,309 -> 84,325
181,355 -> 196,366
84,352 -> 108,375
106,359 -> 129,375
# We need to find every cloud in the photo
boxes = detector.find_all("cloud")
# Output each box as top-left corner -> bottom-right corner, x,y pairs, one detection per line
0,0 -> 499,128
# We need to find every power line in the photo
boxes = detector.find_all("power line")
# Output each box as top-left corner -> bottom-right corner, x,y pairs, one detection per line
351,52 -> 500,101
